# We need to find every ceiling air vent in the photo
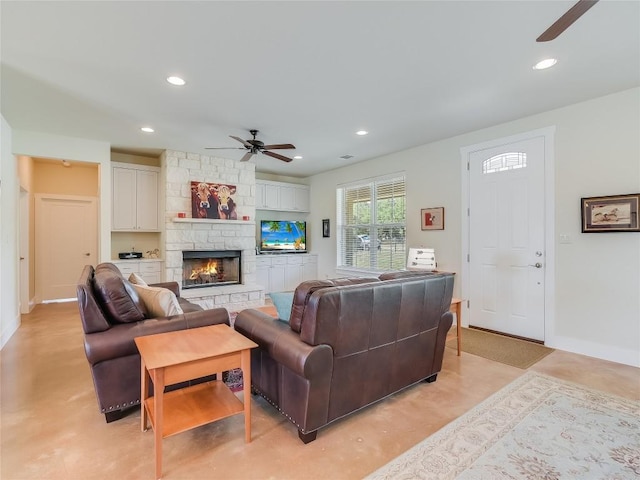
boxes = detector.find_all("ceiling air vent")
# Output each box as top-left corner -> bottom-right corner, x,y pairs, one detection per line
340,155 -> 354,160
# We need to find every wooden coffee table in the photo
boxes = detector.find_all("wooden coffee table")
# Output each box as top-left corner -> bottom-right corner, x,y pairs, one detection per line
135,324 -> 257,479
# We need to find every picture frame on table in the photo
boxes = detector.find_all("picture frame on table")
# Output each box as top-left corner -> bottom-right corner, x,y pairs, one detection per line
581,193 -> 639,233
421,207 -> 444,231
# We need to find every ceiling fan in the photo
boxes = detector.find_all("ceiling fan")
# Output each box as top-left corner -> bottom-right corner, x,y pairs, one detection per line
205,129 -> 296,162
536,0 -> 598,42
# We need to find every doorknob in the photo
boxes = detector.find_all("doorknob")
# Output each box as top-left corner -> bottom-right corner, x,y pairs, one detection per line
85,253 -> 91,256
529,262 -> 543,268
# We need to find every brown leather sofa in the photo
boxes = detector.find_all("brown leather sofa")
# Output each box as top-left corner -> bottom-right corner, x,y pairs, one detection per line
234,271 -> 454,443
76,263 -> 230,422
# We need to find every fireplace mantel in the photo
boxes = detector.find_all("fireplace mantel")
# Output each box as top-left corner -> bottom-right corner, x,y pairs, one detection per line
173,218 -> 255,225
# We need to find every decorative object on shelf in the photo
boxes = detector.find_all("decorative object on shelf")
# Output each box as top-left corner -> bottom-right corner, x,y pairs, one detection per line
190,181 -> 238,220
177,212 -> 186,218
322,219 -> 330,238
421,207 -> 444,230
406,247 -> 436,271
581,193 -> 639,233
144,248 -> 160,259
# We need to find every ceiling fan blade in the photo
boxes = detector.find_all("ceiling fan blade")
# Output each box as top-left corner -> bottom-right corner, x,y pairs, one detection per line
262,143 -> 296,150
240,151 -> 255,162
536,0 -> 599,42
230,135 -> 252,148
263,150 -> 293,163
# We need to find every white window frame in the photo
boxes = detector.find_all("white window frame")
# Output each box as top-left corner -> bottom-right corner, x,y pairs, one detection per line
336,172 -> 406,276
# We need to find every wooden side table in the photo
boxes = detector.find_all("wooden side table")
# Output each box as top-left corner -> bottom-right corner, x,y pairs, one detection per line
135,324 -> 257,479
450,298 -> 462,356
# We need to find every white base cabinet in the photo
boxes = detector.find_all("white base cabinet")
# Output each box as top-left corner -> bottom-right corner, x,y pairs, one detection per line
256,254 -> 317,293
112,260 -> 163,285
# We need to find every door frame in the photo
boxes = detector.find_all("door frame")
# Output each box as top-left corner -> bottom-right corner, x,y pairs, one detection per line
19,188 -> 32,314
459,126 -> 556,342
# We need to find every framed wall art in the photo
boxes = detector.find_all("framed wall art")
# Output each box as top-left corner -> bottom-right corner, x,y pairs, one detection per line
421,207 -> 444,231
190,181 -> 238,220
581,193 -> 639,233
322,219 -> 330,238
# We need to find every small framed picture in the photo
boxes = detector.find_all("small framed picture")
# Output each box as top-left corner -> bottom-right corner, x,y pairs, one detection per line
322,219 -> 330,238
421,207 -> 444,230
581,193 -> 639,232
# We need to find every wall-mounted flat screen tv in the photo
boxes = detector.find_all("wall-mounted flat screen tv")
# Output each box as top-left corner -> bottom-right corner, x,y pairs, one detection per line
259,220 -> 307,253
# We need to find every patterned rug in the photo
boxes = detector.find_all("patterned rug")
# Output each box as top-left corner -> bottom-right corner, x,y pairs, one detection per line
366,372 -> 640,479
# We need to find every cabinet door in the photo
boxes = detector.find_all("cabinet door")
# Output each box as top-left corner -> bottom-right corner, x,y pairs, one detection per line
256,265 -> 271,292
112,167 -> 137,230
302,255 -> 318,281
135,170 -> 159,231
294,187 -> 310,212
264,184 -> 280,209
279,186 -> 296,211
269,264 -> 286,292
284,264 -> 302,291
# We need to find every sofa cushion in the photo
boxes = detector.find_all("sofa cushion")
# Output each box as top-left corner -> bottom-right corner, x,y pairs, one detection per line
269,291 -> 294,323
93,265 -> 147,324
128,272 -> 148,286
131,284 -> 184,317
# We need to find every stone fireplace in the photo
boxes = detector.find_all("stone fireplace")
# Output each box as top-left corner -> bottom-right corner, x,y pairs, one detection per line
161,150 -> 264,312
182,250 -> 241,289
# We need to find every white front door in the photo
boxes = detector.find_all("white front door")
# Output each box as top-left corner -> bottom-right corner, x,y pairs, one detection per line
36,195 -> 98,301
468,135 -> 546,341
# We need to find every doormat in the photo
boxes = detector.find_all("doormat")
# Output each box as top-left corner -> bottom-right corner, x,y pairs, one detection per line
446,327 -> 554,369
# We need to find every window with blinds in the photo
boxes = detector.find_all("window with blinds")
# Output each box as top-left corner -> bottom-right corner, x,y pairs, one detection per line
337,174 -> 406,272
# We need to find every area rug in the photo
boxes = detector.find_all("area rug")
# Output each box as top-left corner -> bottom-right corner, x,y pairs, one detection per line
366,372 -> 640,479
446,327 -> 554,369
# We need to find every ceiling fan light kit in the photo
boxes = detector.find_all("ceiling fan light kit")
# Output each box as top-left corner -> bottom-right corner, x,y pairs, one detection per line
206,129 -> 296,163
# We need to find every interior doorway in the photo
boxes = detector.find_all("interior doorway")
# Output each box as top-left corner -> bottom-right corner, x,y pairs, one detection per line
35,194 -> 98,302
461,128 -> 555,342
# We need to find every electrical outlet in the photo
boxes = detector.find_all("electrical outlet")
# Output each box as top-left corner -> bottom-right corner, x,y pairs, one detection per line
559,234 -> 571,244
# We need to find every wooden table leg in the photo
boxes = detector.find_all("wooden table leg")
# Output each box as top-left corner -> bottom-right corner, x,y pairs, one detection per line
455,302 -> 462,356
450,298 -> 462,356
141,359 -> 149,431
153,368 -> 164,480
241,349 -> 252,443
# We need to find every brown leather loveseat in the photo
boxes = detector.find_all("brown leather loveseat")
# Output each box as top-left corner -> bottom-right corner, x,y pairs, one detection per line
234,271 -> 454,443
77,262 -> 230,422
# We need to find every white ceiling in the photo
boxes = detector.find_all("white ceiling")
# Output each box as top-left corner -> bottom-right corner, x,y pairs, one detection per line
2,1 -> 638,178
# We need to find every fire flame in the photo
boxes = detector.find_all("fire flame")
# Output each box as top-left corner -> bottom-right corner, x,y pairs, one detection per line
189,259 -> 218,280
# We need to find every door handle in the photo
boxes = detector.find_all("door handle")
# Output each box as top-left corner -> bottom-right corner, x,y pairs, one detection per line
529,263 -> 543,268
85,253 -> 91,256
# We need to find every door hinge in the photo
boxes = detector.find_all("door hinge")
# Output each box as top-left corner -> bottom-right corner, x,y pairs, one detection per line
467,254 -> 470,262
467,162 -> 470,171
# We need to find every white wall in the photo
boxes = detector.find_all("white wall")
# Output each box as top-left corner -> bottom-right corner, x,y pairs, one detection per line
309,87 -> 640,367
11,130 -> 111,260
1,115 -> 20,347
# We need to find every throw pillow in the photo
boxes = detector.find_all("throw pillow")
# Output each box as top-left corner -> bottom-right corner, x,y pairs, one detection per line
131,284 -> 184,317
269,291 -> 294,323
128,272 -> 148,286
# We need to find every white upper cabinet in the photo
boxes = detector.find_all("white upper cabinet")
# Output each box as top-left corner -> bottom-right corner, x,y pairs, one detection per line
256,180 -> 309,212
112,163 -> 160,231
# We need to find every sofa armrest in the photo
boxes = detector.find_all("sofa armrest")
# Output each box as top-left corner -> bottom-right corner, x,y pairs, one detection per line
149,281 -> 181,297
235,309 -> 332,379
84,307 -> 230,365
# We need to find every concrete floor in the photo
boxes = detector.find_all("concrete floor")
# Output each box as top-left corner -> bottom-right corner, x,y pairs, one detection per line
1,301 -> 638,480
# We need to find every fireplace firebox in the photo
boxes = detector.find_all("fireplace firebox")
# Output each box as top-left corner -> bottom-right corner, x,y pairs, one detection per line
182,250 -> 241,289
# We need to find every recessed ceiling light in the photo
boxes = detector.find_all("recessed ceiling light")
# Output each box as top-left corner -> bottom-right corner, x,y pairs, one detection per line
293,155 -> 303,160
533,58 -> 557,70
140,126 -> 155,133
166,76 -> 186,86
356,130 -> 368,136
